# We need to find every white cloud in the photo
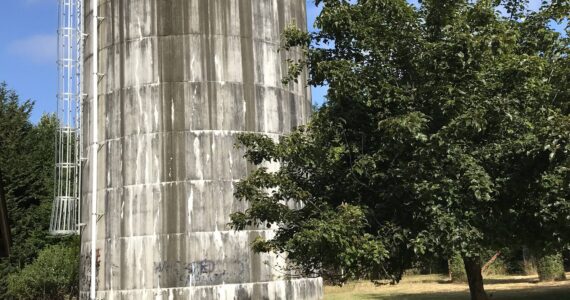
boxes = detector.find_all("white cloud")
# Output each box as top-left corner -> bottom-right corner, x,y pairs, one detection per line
7,34 -> 57,65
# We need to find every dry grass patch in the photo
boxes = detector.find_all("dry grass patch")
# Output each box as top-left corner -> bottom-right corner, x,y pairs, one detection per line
324,273 -> 570,300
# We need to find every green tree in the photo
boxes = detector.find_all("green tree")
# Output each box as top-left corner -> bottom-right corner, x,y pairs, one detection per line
8,240 -> 80,300
0,83 -> 67,298
230,1 -> 569,300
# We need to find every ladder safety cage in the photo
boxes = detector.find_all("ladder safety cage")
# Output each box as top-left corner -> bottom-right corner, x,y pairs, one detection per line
50,0 -> 83,235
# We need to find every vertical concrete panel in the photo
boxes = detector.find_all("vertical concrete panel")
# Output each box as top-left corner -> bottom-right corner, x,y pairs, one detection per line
81,0 -> 323,299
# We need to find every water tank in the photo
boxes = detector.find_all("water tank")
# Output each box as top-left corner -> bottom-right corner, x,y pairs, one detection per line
81,0 -> 323,298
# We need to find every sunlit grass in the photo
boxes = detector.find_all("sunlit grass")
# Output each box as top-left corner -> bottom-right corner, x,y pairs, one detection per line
324,273 -> 570,300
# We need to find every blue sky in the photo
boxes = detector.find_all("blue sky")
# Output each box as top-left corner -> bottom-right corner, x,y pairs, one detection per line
0,0 -> 565,122
0,0 -> 58,122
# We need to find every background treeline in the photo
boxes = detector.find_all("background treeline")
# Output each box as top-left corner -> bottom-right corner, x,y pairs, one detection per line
415,249 -> 570,281
0,82 -> 79,300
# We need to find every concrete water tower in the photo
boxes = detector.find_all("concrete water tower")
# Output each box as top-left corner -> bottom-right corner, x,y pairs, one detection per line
79,0 -> 323,298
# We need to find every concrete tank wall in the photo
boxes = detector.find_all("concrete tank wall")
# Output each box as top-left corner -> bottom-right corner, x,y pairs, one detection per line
80,0 -> 323,299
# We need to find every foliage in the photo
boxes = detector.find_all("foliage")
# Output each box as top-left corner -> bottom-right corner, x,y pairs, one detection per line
7,239 -> 79,300
537,253 -> 566,281
0,82 -> 71,298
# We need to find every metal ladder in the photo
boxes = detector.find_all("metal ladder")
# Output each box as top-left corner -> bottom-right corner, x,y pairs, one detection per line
50,0 -> 83,236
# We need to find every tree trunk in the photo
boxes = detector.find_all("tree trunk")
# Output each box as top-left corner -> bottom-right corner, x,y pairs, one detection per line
481,251 -> 501,274
0,168 -> 11,257
463,256 -> 489,300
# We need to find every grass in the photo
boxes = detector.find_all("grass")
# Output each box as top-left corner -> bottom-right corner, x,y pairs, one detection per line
324,273 -> 570,300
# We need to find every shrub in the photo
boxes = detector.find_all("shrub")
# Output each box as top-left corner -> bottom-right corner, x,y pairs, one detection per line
537,254 -> 566,282
449,254 -> 467,282
7,242 -> 79,299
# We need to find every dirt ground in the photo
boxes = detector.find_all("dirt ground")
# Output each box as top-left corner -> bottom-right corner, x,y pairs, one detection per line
324,273 -> 570,300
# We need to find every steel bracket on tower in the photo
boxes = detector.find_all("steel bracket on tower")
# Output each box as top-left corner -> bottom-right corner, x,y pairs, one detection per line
96,213 -> 105,223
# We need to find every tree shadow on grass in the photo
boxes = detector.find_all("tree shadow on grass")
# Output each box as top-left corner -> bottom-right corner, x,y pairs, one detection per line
483,278 -> 540,285
358,291 -> 467,300
357,285 -> 570,300
436,278 -> 538,285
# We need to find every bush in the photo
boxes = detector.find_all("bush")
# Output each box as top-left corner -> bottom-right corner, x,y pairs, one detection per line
537,254 -> 566,282
7,242 -> 79,299
449,254 -> 467,282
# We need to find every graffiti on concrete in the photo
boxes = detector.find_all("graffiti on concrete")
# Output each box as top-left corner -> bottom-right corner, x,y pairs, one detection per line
154,259 -> 215,275
154,259 -> 229,285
